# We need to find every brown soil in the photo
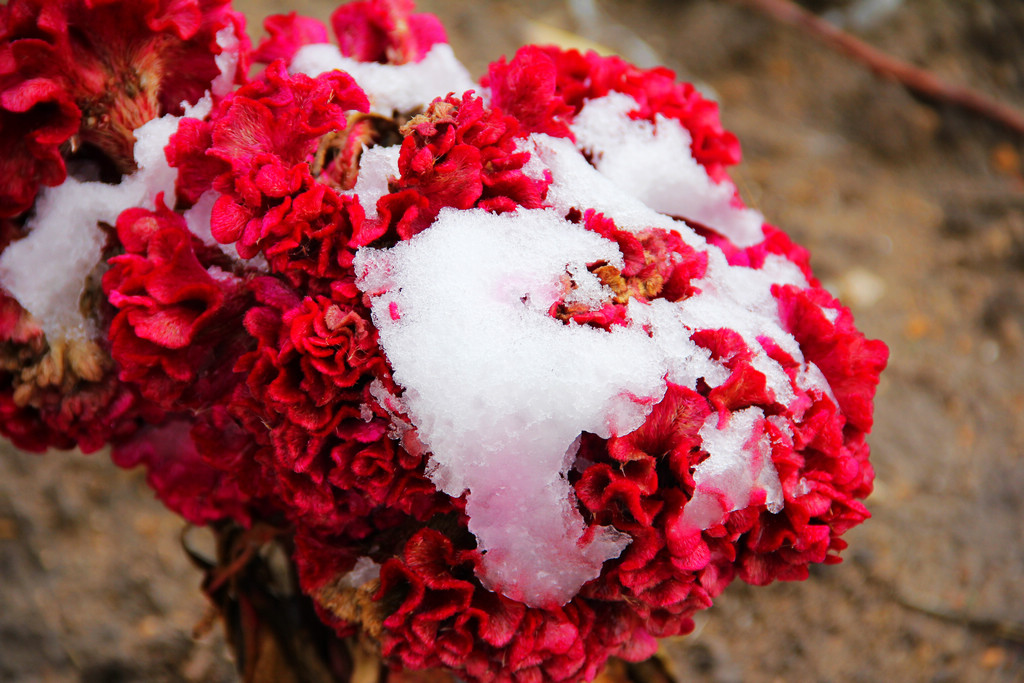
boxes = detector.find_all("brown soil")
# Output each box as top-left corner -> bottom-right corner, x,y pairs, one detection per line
2,1 -> 1023,681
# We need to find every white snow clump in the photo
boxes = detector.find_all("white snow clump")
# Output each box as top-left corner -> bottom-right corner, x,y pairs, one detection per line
356,208 -> 666,606
571,93 -> 765,247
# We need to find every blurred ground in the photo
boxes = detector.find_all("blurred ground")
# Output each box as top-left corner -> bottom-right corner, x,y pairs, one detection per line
2,0 -> 1023,681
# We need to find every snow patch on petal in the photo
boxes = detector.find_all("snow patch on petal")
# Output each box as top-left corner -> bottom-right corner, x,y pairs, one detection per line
572,93 -> 765,247
681,407 -> 784,532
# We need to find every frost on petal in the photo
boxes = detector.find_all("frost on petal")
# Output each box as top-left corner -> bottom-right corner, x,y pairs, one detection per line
346,145 -> 400,219
677,407 -> 783,535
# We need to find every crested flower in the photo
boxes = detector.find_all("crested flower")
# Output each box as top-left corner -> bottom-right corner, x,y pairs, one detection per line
102,198 -> 252,411
330,0 -> 446,64
167,60 -> 370,294
482,45 -> 741,181
0,0 -> 249,217
0,1 -> 888,682
374,92 -> 551,241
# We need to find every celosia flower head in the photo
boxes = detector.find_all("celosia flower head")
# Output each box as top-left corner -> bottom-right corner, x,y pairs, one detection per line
0,2 -> 888,682
0,0 -> 248,216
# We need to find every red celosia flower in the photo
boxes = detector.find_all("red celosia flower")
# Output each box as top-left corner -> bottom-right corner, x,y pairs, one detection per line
228,281 -> 447,537
286,296 -> 386,390
203,62 -> 366,203
0,72 -> 78,218
111,418 -> 252,525
483,45 -> 741,182
168,60 -> 370,296
572,386 -> 725,627
328,433 -> 443,518
776,284 -> 889,434
245,295 -> 383,439
483,46 -> 578,139
0,0 -> 249,216
0,306 -> 147,453
253,12 -> 329,64
1,214 -> 151,452
103,199 -> 251,410
375,93 -> 550,241
375,528 -> 682,683
330,0 -> 446,64
0,3 -> 889,682
357,184 -> 886,681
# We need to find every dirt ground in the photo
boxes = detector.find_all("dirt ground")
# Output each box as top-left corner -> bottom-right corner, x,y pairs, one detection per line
2,0 -> 1023,681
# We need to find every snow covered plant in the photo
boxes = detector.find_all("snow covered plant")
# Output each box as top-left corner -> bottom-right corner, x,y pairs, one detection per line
0,0 -> 888,681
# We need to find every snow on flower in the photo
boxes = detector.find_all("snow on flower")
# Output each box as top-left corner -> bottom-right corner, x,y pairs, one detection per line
0,1 -> 888,682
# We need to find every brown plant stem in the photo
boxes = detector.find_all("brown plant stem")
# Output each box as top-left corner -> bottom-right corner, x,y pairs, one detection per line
729,0 -> 1024,137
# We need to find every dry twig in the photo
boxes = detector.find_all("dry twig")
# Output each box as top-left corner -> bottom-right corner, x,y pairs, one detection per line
730,0 -> 1024,137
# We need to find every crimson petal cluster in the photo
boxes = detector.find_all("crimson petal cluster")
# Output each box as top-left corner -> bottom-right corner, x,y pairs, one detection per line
0,0 -> 248,216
